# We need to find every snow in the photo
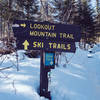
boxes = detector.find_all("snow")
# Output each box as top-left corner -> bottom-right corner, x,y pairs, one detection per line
88,44 -> 100,53
51,48 -> 100,100
87,44 -> 100,58
0,45 -> 100,100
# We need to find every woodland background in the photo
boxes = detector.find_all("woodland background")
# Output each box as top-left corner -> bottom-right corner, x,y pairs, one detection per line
0,0 -> 100,53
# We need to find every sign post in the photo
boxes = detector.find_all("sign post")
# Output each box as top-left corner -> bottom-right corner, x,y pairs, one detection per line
12,19 -> 81,100
40,50 -> 51,99
40,51 -> 55,100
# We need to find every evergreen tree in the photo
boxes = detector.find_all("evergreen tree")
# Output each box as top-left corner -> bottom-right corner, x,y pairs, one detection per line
0,0 -> 41,39
96,0 -> 100,13
16,0 -> 40,20
74,1 -> 96,44
48,0 -> 77,24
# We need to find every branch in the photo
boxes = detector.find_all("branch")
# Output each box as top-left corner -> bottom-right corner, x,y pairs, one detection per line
0,66 -> 12,71
40,0 -> 48,21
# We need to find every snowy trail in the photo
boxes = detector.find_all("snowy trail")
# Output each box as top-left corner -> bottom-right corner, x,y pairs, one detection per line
0,49 -> 100,100
51,48 -> 100,100
84,55 -> 100,100
0,51 -> 45,100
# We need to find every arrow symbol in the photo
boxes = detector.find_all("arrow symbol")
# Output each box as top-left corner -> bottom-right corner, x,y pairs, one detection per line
22,40 -> 29,50
20,23 -> 26,28
50,61 -> 53,65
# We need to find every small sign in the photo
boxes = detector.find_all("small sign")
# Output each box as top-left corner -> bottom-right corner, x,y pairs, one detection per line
45,52 -> 55,67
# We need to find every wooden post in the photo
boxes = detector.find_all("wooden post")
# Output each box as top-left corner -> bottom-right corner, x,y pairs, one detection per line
40,50 -> 51,100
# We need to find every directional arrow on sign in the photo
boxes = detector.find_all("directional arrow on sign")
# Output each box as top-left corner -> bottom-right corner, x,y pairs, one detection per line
20,23 -> 26,28
22,40 -> 29,50
50,61 -> 53,65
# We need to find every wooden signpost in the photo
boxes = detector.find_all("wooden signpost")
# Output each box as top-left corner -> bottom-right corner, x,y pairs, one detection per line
12,20 -> 81,100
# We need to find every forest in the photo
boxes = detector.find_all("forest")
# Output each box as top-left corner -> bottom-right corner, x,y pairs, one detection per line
0,0 -> 100,53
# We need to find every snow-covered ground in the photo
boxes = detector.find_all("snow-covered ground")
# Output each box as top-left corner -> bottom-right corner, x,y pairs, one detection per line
0,45 -> 100,100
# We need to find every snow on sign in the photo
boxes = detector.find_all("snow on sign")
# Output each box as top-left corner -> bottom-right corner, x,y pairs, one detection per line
12,20 -> 81,42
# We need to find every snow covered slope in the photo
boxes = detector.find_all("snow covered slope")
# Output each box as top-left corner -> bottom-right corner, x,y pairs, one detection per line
51,48 -> 100,100
0,47 -> 100,100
